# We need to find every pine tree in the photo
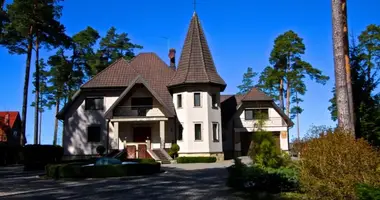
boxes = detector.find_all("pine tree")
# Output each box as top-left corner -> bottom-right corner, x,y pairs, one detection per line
258,30 -> 329,118
1,0 -> 67,144
237,67 -> 257,95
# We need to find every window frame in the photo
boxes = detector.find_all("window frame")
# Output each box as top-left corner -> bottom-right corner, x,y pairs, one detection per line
211,94 -> 218,109
85,97 -> 104,110
245,109 -> 254,120
212,122 -> 219,142
194,123 -> 202,141
178,123 -> 183,141
177,94 -> 182,108
87,125 -> 101,143
194,92 -> 201,107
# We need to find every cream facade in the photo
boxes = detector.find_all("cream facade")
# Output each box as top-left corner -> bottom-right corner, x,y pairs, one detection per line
58,12 -> 293,161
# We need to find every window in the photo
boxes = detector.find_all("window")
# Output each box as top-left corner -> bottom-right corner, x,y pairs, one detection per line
85,97 -> 104,110
245,109 -> 254,120
244,109 -> 269,120
211,94 -> 218,108
87,126 -> 101,142
194,93 -> 201,107
256,109 -> 269,120
194,123 -> 202,140
212,123 -> 219,142
131,97 -> 153,108
178,124 -> 183,140
177,94 -> 182,108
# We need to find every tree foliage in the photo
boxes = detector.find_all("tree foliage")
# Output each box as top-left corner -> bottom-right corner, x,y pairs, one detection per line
329,25 -> 380,146
237,67 -> 257,95
258,30 -> 329,119
299,127 -> 380,199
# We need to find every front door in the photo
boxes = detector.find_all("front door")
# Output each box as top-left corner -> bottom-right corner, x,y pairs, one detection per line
240,132 -> 252,156
133,127 -> 151,143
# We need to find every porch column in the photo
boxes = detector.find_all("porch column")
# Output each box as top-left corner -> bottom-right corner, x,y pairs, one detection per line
160,120 -> 165,149
114,122 -> 119,149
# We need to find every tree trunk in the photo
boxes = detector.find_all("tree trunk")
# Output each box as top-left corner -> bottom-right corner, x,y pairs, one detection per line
332,0 -> 354,133
342,0 -> 355,135
286,81 -> 291,117
33,33 -> 39,144
279,79 -> 284,110
20,27 -> 34,146
296,92 -> 300,141
53,99 -> 60,145
39,110 -> 42,144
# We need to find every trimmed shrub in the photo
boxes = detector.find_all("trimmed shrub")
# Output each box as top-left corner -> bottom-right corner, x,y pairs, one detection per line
227,158 -> 299,194
0,143 -> 22,165
168,144 -> 180,158
45,162 -> 161,179
299,128 -> 380,199
176,156 -> 216,163
24,145 -> 64,170
356,184 -> 380,200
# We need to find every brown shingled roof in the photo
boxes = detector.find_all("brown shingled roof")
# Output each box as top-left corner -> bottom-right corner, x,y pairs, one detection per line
241,88 -> 272,101
168,12 -> 226,90
80,53 -> 176,113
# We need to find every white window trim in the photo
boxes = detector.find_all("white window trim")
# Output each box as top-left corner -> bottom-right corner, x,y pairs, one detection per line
193,92 -> 202,108
193,122 -> 203,141
178,122 -> 184,141
177,94 -> 183,109
212,122 -> 219,142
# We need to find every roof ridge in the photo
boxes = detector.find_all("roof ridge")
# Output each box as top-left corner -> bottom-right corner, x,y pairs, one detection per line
81,58 -> 128,88
183,16 -> 195,84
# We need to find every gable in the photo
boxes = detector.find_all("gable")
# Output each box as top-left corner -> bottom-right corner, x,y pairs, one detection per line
104,76 -> 175,119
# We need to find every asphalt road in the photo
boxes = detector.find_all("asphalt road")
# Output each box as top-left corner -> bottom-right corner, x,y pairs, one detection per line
0,160 -> 250,200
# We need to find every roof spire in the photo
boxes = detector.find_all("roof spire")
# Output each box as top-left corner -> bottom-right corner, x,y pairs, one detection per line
168,12 -> 226,91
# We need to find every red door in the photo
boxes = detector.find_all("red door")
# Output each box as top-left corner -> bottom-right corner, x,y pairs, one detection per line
133,127 -> 151,142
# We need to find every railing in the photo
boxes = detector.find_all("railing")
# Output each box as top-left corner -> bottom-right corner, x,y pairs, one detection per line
114,105 -> 153,117
239,117 -> 286,127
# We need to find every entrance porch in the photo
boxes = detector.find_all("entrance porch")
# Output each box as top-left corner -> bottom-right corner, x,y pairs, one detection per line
109,118 -> 174,162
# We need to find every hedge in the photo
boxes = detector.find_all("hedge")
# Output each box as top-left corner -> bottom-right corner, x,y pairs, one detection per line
0,143 -> 23,165
46,162 -> 161,179
24,145 -> 64,170
176,156 -> 216,163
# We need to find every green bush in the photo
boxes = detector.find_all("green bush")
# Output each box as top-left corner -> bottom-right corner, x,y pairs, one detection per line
176,156 -> 216,163
45,162 -> 161,179
227,158 -> 299,194
299,128 -> 380,199
168,144 -> 180,158
250,130 -> 284,169
0,143 -> 22,165
356,184 -> 380,200
24,145 -> 64,170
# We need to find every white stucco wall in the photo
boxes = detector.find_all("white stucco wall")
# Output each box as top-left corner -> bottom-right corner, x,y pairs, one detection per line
63,90 -> 121,155
230,102 -> 290,151
173,86 -> 223,154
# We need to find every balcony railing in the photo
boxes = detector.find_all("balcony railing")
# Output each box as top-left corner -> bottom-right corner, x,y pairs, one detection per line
114,106 -> 153,117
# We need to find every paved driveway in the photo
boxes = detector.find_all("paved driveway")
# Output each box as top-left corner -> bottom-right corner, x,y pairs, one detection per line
0,159 -> 250,200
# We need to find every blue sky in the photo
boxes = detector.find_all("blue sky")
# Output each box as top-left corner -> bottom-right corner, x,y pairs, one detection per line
0,0 -> 379,144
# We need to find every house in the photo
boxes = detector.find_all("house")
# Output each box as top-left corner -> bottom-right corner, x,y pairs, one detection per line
0,111 -> 22,145
57,12 -> 293,161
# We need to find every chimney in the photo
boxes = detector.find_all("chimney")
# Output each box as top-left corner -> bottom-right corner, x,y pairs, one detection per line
4,113 -> 9,126
168,48 -> 176,70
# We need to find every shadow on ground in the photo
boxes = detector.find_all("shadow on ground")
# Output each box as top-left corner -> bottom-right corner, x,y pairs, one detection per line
0,163 -> 247,200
